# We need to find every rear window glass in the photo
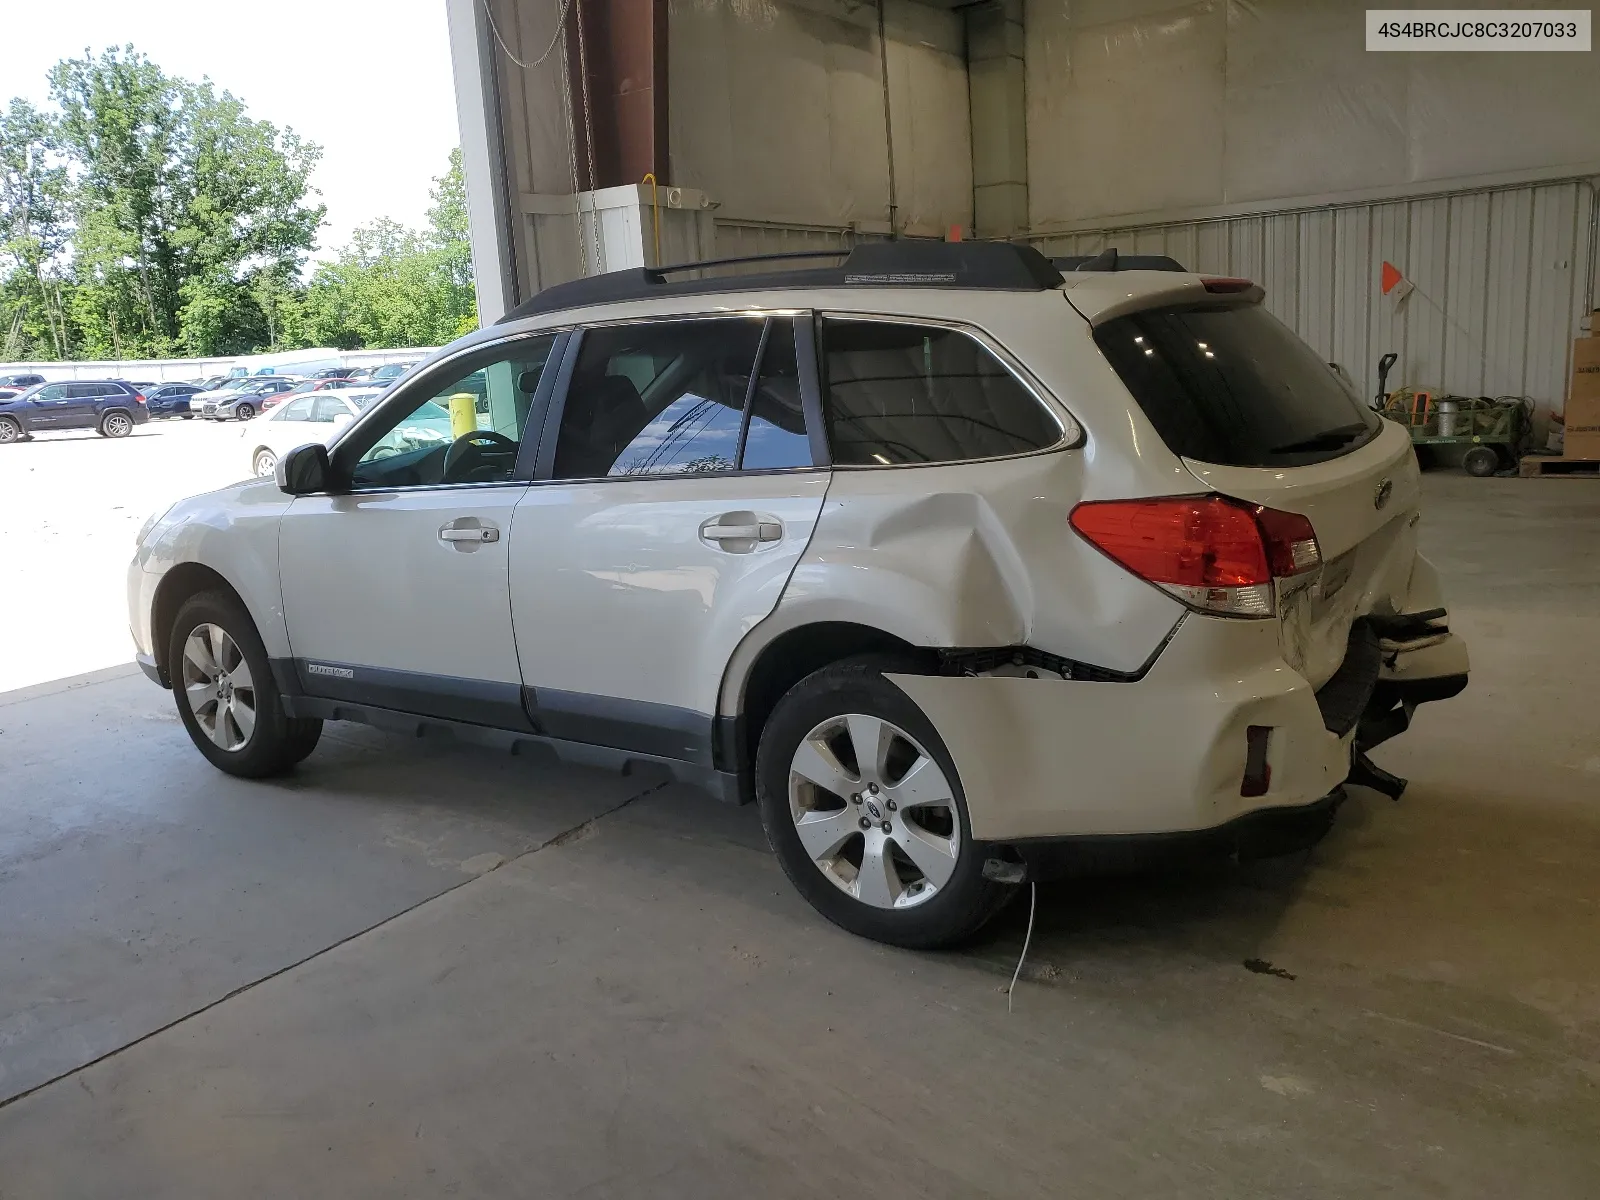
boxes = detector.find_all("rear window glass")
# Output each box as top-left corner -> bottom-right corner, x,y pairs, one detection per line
822,319 -> 1060,466
1094,303 -> 1380,467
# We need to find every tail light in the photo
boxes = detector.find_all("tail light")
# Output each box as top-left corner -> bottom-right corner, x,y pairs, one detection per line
132,392 -> 147,405
1069,495 -> 1321,619
1202,277 -> 1255,294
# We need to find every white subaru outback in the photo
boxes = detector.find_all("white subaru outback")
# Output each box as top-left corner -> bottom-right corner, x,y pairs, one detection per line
130,243 -> 1468,948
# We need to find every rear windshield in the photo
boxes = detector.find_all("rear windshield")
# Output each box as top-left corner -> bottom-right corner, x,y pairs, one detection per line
1094,302 -> 1380,467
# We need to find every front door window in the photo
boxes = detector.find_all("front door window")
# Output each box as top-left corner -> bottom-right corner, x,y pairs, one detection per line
343,334 -> 560,489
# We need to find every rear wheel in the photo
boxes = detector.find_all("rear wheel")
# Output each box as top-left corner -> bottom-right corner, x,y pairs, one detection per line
252,448 -> 278,477
235,402 -> 255,421
1463,445 -> 1499,477
101,411 -> 133,438
169,590 -> 322,778
0,416 -> 19,444
180,413 -> 194,420
756,655 -> 1014,949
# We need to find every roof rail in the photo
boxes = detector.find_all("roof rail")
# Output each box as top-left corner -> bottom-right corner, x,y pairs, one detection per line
498,241 -> 1065,324
1053,249 -> 1188,273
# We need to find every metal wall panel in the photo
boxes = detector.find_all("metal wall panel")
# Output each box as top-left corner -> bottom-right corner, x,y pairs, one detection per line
1035,179 -> 1600,419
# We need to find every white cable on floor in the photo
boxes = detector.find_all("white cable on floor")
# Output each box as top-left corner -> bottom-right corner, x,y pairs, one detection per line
1008,881 -> 1037,1014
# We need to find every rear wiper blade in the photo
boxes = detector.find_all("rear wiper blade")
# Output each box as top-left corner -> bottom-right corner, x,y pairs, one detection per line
1269,422 -> 1370,455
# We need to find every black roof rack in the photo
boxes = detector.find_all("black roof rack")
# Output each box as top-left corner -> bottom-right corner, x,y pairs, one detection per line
1053,248 -> 1188,273
497,241 -> 1065,324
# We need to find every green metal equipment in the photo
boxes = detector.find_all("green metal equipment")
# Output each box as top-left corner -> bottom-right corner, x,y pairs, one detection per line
1372,351 -> 1532,477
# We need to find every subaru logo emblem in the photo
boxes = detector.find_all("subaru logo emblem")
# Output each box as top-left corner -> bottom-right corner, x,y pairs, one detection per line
1374,478 -> 1393,510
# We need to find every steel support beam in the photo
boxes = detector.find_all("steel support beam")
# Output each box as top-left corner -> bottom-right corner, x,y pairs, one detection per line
566,0 -> 669,191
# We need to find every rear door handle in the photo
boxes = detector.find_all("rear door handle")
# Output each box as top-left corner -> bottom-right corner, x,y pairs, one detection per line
701,522 -> 781,542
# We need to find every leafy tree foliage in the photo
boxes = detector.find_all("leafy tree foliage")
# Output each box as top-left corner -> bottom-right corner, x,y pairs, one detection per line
301,149 -> 478,349
0,47 -> 475,361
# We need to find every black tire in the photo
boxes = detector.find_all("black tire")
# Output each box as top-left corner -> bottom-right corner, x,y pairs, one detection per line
1462,445 -> 1499,477
755,655 -> 1014,949
168,590 -> 322,778
235,402 -> 255,421
181,413 -> 194,420
100,410 -> 134,438
0,415 -> 20,445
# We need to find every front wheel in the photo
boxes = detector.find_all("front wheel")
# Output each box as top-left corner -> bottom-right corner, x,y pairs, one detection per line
169,590 -> 322,778
235,402 -> 255,421
756,655 -> 1014,949
101,411 -> 133,438
252,448 -> 278,477
0,416 -> 20,444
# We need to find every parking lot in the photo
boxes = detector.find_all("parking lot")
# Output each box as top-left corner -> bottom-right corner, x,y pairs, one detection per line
0,419 -> 252,693
2,424 -> 1599,1196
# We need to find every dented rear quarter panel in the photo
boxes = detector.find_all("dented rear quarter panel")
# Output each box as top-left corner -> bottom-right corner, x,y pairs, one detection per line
767,451 -> 1186,675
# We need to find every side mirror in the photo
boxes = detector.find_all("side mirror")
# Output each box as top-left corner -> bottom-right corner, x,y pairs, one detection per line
276,443 -> 332,495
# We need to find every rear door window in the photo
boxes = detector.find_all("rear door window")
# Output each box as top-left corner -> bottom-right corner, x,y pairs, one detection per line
820,319 -> 1061,466
551,317 -> 815,480
1094,302 -> 1381,467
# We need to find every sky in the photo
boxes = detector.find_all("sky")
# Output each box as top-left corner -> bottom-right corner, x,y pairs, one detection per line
6,0 -> 462,261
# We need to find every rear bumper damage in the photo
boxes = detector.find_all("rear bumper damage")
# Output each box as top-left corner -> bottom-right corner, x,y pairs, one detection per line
886,606 -> 1467,854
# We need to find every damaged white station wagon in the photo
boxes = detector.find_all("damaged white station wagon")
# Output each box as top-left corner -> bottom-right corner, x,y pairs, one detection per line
130,243 -> 1468,948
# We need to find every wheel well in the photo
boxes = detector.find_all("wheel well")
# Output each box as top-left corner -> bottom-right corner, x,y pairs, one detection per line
149,564 -> 244,686
728,622 -> 931,776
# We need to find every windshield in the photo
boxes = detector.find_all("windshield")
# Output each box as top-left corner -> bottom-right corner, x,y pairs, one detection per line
1094,302 -> 1380,467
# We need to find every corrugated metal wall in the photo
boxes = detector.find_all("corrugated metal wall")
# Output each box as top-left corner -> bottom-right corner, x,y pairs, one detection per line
1033,179 -> 1600,419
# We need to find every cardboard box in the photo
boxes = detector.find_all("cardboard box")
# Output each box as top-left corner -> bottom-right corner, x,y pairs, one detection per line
1565,337 -> 1600,458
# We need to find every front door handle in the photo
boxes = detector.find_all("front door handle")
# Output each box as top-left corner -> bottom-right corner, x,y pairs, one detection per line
439,526 -> 499,543
438,521 -> 500,551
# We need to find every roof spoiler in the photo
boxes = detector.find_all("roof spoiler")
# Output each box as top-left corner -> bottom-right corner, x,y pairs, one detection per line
1053,249 -> 1188,273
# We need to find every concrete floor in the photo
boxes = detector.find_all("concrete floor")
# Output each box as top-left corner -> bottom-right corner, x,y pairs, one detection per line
1,473 -> 1598,1197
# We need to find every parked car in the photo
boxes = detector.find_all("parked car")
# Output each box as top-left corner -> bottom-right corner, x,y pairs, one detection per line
196,377 -> 299,421
366,361 -> 418,384
146,383 -> 204,418
193,375 -> 232,392
243,388 -> 404,476
260,377 -> 374,412
310,366 -> 358,379
0,372 -> 47,389
1,379 -> 150,442
129,242 -> 1469,949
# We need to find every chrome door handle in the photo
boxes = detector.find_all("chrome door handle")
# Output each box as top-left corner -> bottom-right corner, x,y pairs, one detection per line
701,522 -> 781,542
439,525 -> 499,543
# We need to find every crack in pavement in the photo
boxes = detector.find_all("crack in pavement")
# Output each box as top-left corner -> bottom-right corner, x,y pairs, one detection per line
0,778 -> 671,1113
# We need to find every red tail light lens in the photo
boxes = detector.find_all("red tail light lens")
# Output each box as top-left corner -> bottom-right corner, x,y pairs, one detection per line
1069,495 -> 1322,619
132,392 -> 147,405
1253,506 -> 1321,577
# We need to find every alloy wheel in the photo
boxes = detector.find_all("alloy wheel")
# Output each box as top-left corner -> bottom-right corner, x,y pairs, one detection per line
788,713 -> 961,910
0,417 -> 18,444
104,413 -> 132,437
253,449 -> 278,477
236,403 -> 255,421
180,623 -> 257,752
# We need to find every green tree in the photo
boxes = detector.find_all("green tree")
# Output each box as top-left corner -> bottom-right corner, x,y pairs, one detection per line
0,98 -> 73,358
45,45 -> 324,357
302,152 -> 477,349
